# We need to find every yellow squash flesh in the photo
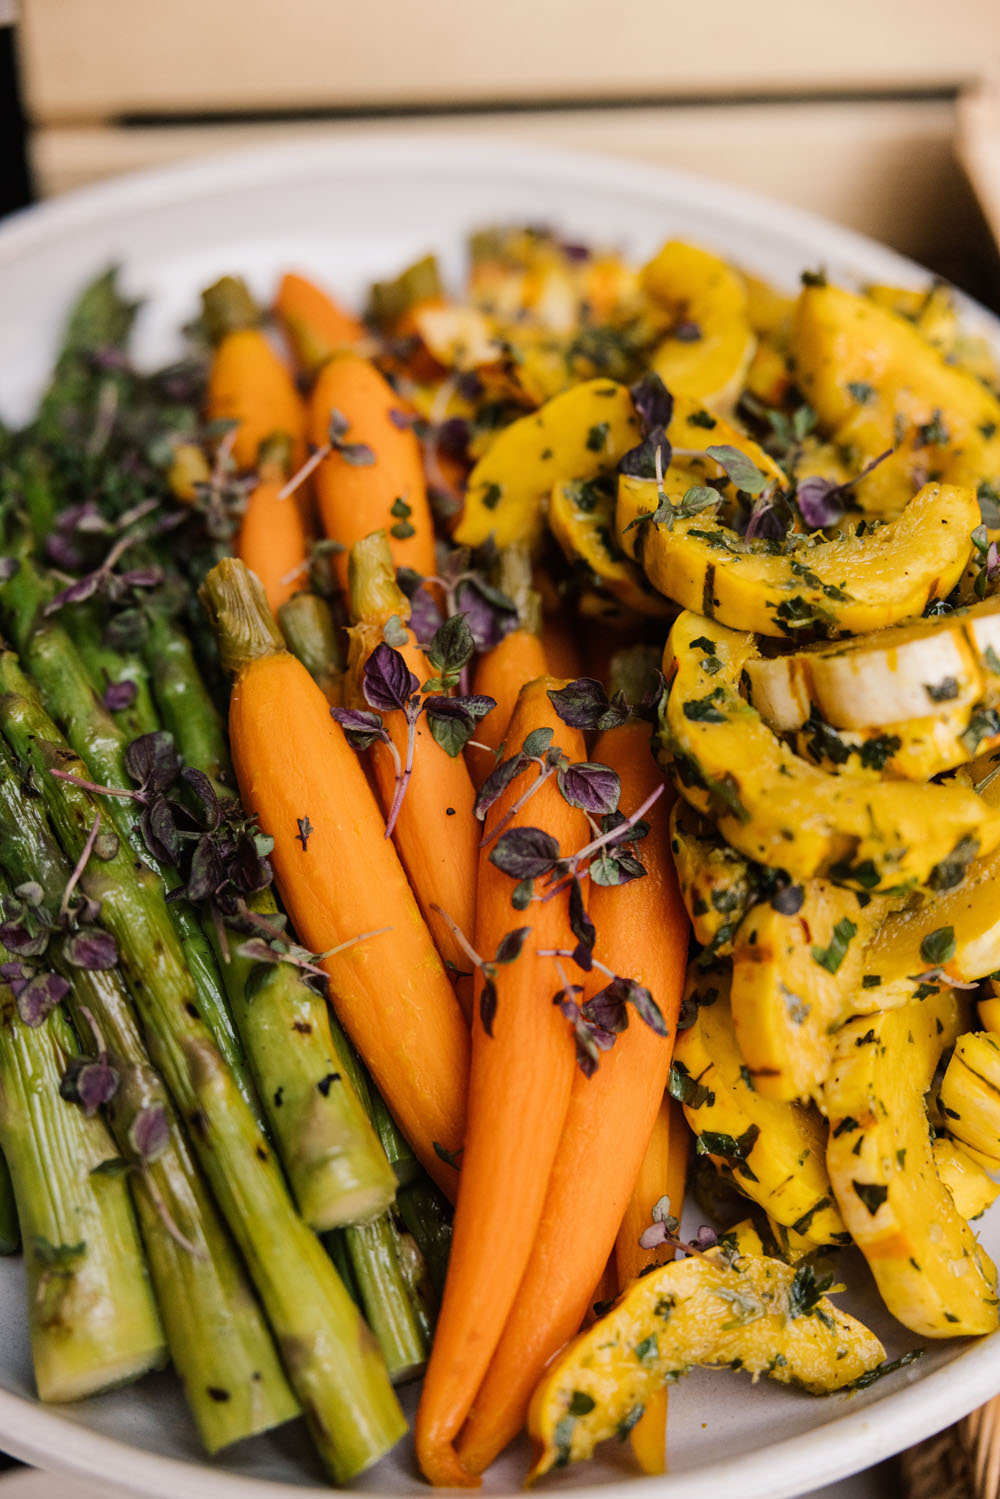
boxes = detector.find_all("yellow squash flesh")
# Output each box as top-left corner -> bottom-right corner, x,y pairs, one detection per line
673,976 -> 848,1245
548,477 -> 674,619
791,283 -> 1000,517
669,801 -> 761,954
933,1138 -> 1000,1222
455,378 -> 639,548
940,1032 -> 1000,1166
823,994 -> 998,1337
642,241 -> 756,413
621,480 -> 979,639
744,597 -> 1000,732
660,612 -> 1000,892
527,1246 -> 884,1479
730,881 -> 893,1103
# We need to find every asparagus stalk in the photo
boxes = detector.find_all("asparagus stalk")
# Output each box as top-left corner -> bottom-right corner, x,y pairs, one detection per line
0,892 -> 166,1401
71,604 -> 161,741
0,745 -> 299,1451
277,592 -> 344,703
141,605 -> 398,1229
0,540 -> 261,1123
0,650 -> 406,1480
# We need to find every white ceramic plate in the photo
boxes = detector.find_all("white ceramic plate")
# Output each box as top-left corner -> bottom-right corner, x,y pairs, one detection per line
1,134 -> 999,1499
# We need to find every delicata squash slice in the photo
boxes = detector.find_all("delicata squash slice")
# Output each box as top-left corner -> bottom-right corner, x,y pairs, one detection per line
669,801 -> 761,954
672,974 -> 848,1246
659,612 -> 1000,892
791,283 -> 1000,518
526,1245 -> 884,1479
548,476 -> 674,620
619,477 -> 980,639
824,992 -> 999,1338
744,596 -> 1000,733
860,757 -> 1000,1006
455,378 -> 639,548
940,1032 -> 1000,1167
730,880 -> 896,1104
932,1137 -> 1000,1223
641,240 -> 756,413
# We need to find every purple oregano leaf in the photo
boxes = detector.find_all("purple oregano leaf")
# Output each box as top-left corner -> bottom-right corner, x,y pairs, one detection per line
15,971 -> 70,1027
489,826 -> 560,880
557,761 -> 621,817
362,642 -> 419,713
60,1055 -> 119,1116
629,371 -> 673,435
62,928 -> 119,971
330,706 -> 391,751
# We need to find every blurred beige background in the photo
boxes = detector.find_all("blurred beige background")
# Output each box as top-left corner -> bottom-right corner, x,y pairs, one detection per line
14,0 -> 1000,286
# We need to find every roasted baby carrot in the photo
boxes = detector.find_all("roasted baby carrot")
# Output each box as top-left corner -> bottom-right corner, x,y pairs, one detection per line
614,1095 -> 690,1475
415,678 -> 587,1487
455,717 -> 687,1476
308,352 -> 437,596
274,271 -> 365,379
236,434 -> 309,615
346,532 -> 480,985
202,276 -> 307,474
201,558 -> 469,1197
540,609 -> 583,681
466,547 -> 547,791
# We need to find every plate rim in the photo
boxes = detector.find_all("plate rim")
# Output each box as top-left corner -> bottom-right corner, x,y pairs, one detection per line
1,127 -> 998,1498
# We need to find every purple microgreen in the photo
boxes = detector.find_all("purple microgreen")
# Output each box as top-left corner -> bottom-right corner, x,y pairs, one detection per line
424,694 -> 496,757
742,485 -> 793,544
362,642 -> 419,713
542,786 -> 661,900
59,812 -> 103,921
231,829 -> 274,895
795,474 -> 846,530
494,926 -> 531,965
62,928 -> 118,971
490,826 -> 561,880
60,1054 -> 119,1116
139,795 -> 182,866
480,756 -> 560,848
523,727 -> 554,758
629,371 -> 673,436
454,577 -> 518,653
618,429 -> 671,482
568,877 -> 596,970
13,882 -> 44,907
423,613 -> 476,693
102,679 -> 138,713
42,518 -> 159,617
45,532 -> 86,571
389,406 -> 418,431
704,444 -> 769,496
129,1102 -> 170,1165
0,920 -> 49,958
407,583 -> 445,647
795,447 -> 893,529
179,768 -> 222,830
49,767 -> 137,799
548,678 -> 629,732
327,408 -> 376,466
556,761 -> 621,817
123,731 -> 181,796
583,975 -> 668,1037
15,971 -> 70,1027
185,838 -> 226,904
478,977 -> 498,1037
474,751 -> 531,821
330,705 -> 392,752
589,850 -> 648,886
554,985 -> 616,1078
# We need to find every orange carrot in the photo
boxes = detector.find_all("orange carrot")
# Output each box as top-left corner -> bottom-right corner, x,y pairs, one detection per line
202,559 -> 469,1198
454,718 -> 687,1476
346,532 -> 480,989
274,271 -> 365,378
415,678 -> 587,1487
466,629 -> 548,791
308,352 -> 437,597
236,437 -> 309,615
614,1094 -> 690,1475
202,278 -> 307,476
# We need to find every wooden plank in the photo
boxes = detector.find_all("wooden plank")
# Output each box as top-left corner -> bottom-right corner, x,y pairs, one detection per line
18,0 -> 999,122
28,98 -> 979,266
958,79 -> 1000,250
